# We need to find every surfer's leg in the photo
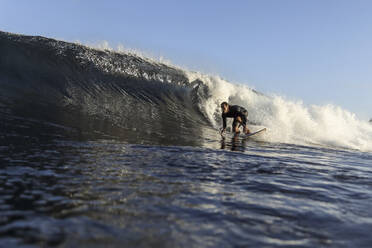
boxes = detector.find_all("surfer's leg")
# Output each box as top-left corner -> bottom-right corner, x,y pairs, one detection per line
241,112 -> 250,134
243,126 -> 250,134
232,118 -> 240,134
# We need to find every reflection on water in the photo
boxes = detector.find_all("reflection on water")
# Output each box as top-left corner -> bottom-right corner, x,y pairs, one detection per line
220,134 -> 247,152
219,132 -> 268,152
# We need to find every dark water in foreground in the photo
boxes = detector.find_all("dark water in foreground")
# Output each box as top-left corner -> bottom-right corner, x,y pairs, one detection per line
1,113 -> 372,248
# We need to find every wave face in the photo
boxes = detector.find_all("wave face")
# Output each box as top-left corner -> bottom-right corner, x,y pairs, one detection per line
0,31 -> 213,146
1,31 -> 372,151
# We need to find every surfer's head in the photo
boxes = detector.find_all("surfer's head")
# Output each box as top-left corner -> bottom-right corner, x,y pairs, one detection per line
220,102 -> 229,114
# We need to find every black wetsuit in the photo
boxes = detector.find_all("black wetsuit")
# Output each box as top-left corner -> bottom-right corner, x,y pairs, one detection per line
222,105 -> 248,130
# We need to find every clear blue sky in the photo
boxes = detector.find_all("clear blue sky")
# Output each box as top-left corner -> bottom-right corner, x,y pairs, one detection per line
1,0 -> 371,119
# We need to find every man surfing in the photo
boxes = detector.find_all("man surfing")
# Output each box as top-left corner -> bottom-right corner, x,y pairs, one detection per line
220,102 -> 250,136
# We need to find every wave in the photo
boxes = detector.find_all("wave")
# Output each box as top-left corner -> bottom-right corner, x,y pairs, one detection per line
1,31 -> 371,151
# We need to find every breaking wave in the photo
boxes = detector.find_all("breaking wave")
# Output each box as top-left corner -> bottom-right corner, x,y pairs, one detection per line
1,31 -> 371,151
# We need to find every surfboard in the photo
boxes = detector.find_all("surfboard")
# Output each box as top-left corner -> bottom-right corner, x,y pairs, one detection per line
245,128 -> 266,137
221,128 -> 266,138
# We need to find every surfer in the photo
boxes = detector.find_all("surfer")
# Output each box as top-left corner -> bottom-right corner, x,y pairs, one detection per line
220,102 -> 250,135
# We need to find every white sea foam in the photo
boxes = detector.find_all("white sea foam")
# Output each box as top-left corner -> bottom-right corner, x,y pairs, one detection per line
187,72 -> 372,152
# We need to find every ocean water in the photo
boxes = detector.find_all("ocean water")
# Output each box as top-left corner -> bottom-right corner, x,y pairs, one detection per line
1,31 -> 372,247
